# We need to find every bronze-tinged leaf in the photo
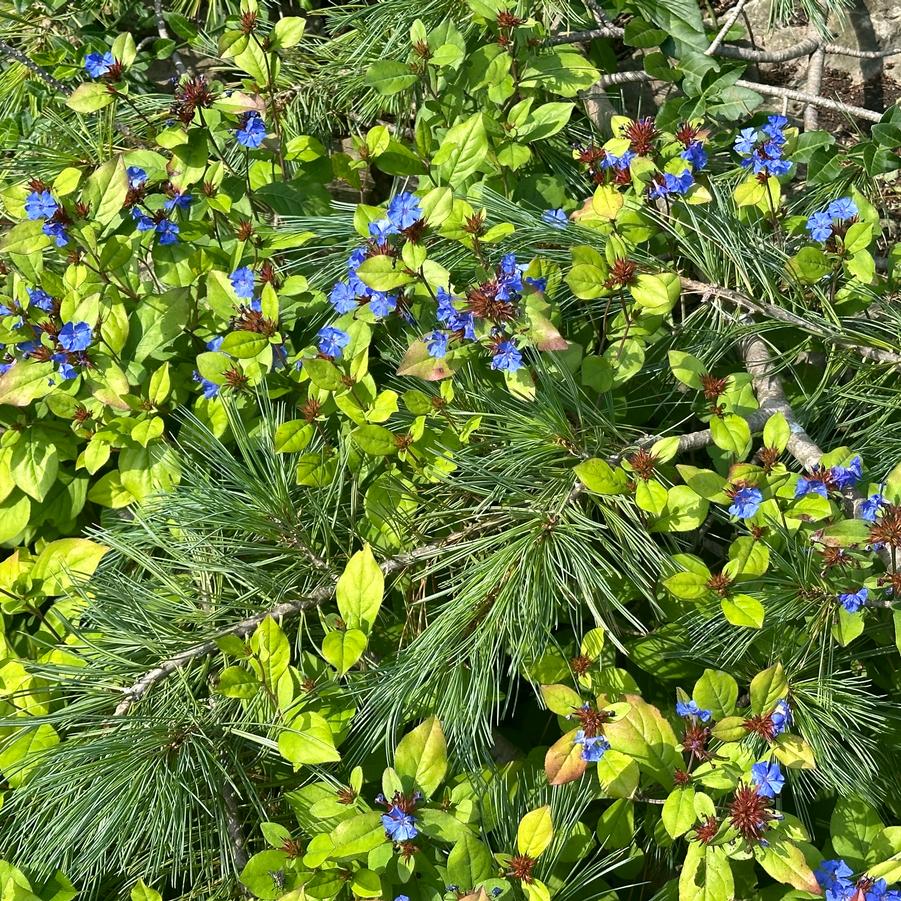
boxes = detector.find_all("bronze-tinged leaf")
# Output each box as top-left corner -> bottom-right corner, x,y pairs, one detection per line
396,340 -> 455,380
544,728 -> 588,785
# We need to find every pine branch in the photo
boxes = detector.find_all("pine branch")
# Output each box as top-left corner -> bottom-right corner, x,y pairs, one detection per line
0,39 -> 71,95
154,0 -> 188,77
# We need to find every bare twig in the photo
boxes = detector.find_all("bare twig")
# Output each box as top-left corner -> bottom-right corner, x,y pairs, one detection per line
680,279 -> 901,364
0,39 -> 71,95
154,0 -> 188,77
546,26 -> 624,45
113,521 -> 505,715
705,0 -> 750,55
803,20 -> 827,131
222,782 -> 250,886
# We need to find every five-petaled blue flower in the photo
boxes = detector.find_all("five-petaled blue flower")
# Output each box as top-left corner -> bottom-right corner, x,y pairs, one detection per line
387,192 -> 423,230
815,859 -> 854,901
542,208 -> 568,229
795,473 -> 828,498
126,166 -> 147,188
27,288 -> 53,312
43,221 -> 69,247
601,149 -> 635,171
827,197 -> 858,221
155,219 -> 179,245
369,292 -> 396,318
574,729 -> 610,763
236,111 -> 267,149
164,190 -> 193,212
676,699 -> 711,722
24,190 -> 58,220
426,331 -> 448,359
381,806 -> 418,842
368,218 -> 399,242
193,370 -> 220,399
52,353 -> 77,381
860,493 -> 885,522
329,282 -> 357,314
490,340 -> 523,372
85,51 -> 115,79
230,266 -> 255,300
58,321 -> 92,352
729,486 -> 762,519
317,326 -> 350,359
751,760 -> 785,798
680,141 -> 708,170
132,208 -> 155,232
806,211 -> 833,243
648,169 -> 694,200
839,587 -> 867,613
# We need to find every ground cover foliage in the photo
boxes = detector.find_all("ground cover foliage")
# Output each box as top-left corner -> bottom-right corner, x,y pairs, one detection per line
1,0 -> 901,899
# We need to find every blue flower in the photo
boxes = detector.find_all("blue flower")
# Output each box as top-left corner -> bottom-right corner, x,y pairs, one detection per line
25,190 -> 58,220
770,699 -> 792,735
839,587 -> 868,613
58,321 -> 92,352
574,729 -> 610,763
676,699 -> 711,722
164,191 -> 193,212
751,760 -> 784,798
866,880 -> 889,901
235,111 -> 266,149
600,150 -> 636,170
806,211 -> 834,243
43,221 -> 69,247
648,169 -> 694,200
542,208 -> 568,229
491,340 -> 522,372
827,197 -> 858,221
132,208 -> 155,232
763,114 -> 788,142
733,127 -> 758,156
395,896 -> 411,901
860,493 -> 885,522
193,370 -> 220,399
52,353 -> 77,381
85,51 -> 114,78
496,254 -> 524,300
368,292 -> 396,318
795,474 -> 828,498
206,336 -> 224,352
230,266 -> 256,300
680,141 -> 707,170
426,331 -> 448,358
381,806 -> 418,842
525,276 -> 548,292
155,219 -> 179,245
815,859 -> 854,901
329,282 -> 357,314
0,361 -> 12,376
126,166 -> 148,188
368,218 -> 399,242
0,302 -> 15,316
831,455 -> 862,490
27,288 -> 53,312
729,486 -> 762,519
387,192 -> 423,230
248,297 -> 262,313
317,326 -> 350,359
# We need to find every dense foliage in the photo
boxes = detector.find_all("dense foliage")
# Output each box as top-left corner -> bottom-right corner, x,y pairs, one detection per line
1,0 -> 901,900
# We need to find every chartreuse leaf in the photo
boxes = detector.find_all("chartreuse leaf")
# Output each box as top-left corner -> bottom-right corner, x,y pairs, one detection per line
517,806 -> 553,858
336,545 -> 384,632
540,683 -> 582,715
131,880 -> 163,901
763,410 -> 791,452
394,716 -> 448,797
663,786 -> 696,838
750,663 -> 788,715
574,458 -> 628,495
831,796 -> 883,868
754,838 -> 820,892
278,711 -> 341,766
692,669 -> 738,719
29,538 -> 108,595
446,833 -> 495,890
679,842 -> 733,901
250,616 -> 290,690
604,694 -> 681,789
596,750 -> 639,798
321,629 -> 367,676
773,733 -> 816,770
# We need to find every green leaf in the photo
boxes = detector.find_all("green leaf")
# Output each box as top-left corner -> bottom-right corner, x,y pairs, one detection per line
773,733 -> 816,770
693,669 -> 738,718
436,112 -> 489,186
679,843 -> 734,901
10,439 -> 59,502
336,545 -> 384,632
220,331 -> 269,359
131,880 -> 163,901
356,255 -> 415,292
364,60 -> 417,95
710,414 -> 751,459
66,82 -> 115,113
0,361 -> 56,406
84,156 -> 128,226
605,694 -> 681,788
250,616 -> 290,689
517,806 -> 553,858
274,420 -> 314,453
29,538 -> 108,596
278,711 -> 341,766
566,263 -> 608,299
763,411 -> 791,452
754,839 -> 820,893
446,834 -> 495,891
217,666 -> 259,699
540,683 -> 582,715
394,716 -> 448,797
328,812 -> 386,860
271,16 -> 306,49
544,729 -> 589,786
831,796 -> 883,868
353,424 -> 398,456
321,629 -> 367,676
721,594 -> 765,629
750,663 -> 788,715
574,458 -> 628,495
663,570 -> 710,600
663,786 -> 696,838
595,749 -> 639,798
517,102 -> 574,142
239,850 -> 290,899
521,50 -> 600,98
0,723 -> 60,788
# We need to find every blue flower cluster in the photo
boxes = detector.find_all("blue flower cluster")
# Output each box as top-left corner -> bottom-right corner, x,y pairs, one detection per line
816,859 -> 901,901
676,699 -> 711,721
680,141 -> 708,170
236,111 -> 266,149
771,698 -> 792,735
729,485 -> 763,519
85,51 -> 114,79
795,456 -> 862,498
573,729 -> 610,763
318,326 -> 351,359
24,189 -> 69,246
861,493 -> 886,522
648,169 -> 694,200
838,587 -> 868,613
377,792 -> 422,843
805,197 -> 859,243
733,114 -> 791,177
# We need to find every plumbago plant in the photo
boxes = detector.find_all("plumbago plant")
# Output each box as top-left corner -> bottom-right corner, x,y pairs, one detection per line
2,2 -> 901,901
